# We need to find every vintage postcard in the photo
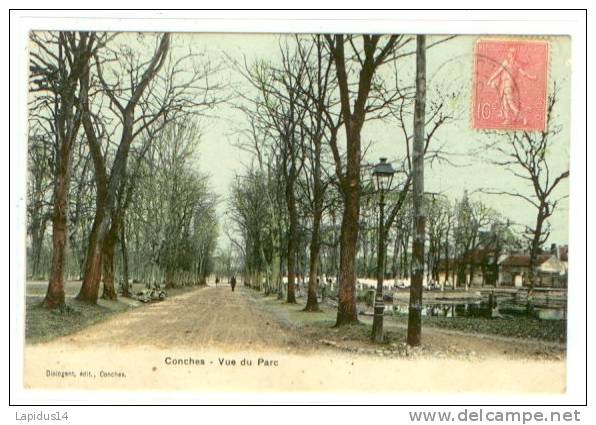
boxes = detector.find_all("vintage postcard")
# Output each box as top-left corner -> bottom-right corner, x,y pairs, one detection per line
13,13 -> 582,402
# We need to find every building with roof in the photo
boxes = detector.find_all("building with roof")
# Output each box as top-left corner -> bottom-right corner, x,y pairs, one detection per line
434,244 -> 569,289
497,252 -> 568,288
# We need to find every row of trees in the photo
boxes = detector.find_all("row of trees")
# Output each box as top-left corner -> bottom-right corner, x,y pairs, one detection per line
226,34 -> 568,344
227,34 -> 455,329
359,190 -> 522,286
229,177 -> 521,286
27,31 -> 221,308
26,31 -> 569,347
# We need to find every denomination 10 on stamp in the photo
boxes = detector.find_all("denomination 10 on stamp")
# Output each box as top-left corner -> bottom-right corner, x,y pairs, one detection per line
473,39 -> 549,132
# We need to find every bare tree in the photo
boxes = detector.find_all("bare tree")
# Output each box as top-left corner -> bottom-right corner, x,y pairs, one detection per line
121,119 -> 218,292
425,195 -> 451,284
234,41 -> 310,303
76,33 -> 170,303
482,86 -> 569,293
77,33 -> 222,303
324,34 -> 401,326
29,31 -> 100,308
452,192 -> 500,288
228,168 -> 272,291
294,35 -> 341,312
228,104 -> 286,297
26,126 -> 54,279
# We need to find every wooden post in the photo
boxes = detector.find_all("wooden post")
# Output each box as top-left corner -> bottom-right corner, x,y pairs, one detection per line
407,35 -> 427,347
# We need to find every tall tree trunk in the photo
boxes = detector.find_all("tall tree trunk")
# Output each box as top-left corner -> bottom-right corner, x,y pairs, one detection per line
528,208 -> 545,297
101,221 -> 119,300
77,215 -> 105,302
304,211 -> 322,311
325,34 -> 399,326
120,218 -> 131,297
165,265 -> 176,289
444,225 -> 450,289
43,171 -> 70,309
76,65 -> 109,303
38,32 -> 94,308
77,33 -> 169,304
43,83 -> 78,307
407,35 -> 427,346
304,137 -> 324,311
286,194 -> 298,303
361,229 -> 369,279
29,214 -> 47,279
392,234 -> 399,281
274,241 -> 283,299
42,33 -> 87,309
335,186 -> 360,325
271,224 -> 282,299
77,119 -> 133,303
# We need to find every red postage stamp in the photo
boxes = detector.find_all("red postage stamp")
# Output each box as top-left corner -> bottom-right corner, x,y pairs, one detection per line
473,39 -> 549,132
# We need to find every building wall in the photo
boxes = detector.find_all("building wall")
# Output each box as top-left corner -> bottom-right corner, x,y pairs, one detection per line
497,261 -> 568,288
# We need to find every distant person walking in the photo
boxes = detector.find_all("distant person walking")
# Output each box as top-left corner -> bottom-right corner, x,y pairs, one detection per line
230,276 -> 237,292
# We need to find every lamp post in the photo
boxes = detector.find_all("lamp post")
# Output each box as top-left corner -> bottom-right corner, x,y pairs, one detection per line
372,157 -> 396,343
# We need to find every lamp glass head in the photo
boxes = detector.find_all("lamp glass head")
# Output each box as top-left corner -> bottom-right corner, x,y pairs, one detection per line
373,157 -> 395,192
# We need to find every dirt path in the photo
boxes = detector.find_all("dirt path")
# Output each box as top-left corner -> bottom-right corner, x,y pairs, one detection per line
42,283 -> 563,359
48,285 -> 296,351
23,285 -> 566,393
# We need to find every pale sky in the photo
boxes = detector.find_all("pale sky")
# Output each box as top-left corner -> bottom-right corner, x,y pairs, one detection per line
177,33 -> 571,248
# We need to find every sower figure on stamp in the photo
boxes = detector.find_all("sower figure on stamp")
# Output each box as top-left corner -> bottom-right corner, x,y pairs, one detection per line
487,47 -> 537,126
230,275 -> 236,292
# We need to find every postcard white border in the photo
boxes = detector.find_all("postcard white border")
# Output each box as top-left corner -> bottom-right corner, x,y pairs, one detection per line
7,9 -> 588,407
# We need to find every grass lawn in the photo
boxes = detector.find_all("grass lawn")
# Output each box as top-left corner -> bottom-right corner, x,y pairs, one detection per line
391,314 -> 567,343
251,291 -> 565,362
25,296 -> 133,344
257,295 -> 408,346
258,293 -> 566,344
25,281 -> 208,344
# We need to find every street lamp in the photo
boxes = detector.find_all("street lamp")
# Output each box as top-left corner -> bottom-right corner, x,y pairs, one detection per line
371,157 -> 395,343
